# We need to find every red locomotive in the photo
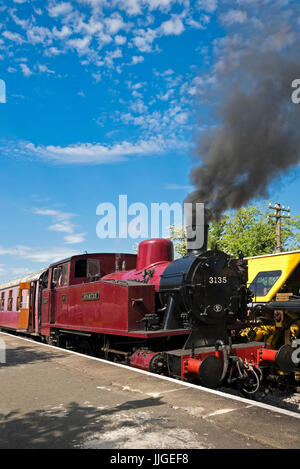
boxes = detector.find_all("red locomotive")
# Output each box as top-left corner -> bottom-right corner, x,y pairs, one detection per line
0,237 -> 298,394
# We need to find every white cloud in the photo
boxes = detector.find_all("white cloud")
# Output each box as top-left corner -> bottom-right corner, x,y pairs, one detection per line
146,0 -> 175,11
174,111 -> 188,124
92,72 -> 101,82
197,0 -> 217,13
221,9 -> 247,25
115,35 -> 127,45
49,223 -> 74,233
132,28 -> 157,52
33,208 -> 75,222
44,46 -> 65,57
37,63 -> 55,74
156,88 -> 174,101
34,208 -> 73,217
67,36 -> 92,53
9,10 -> 30,29
52,25 -> 72,39
9,137 -> 185,165
2,30 -> 24,44
104,47 -> 122,67
27,26 -> 53,45
80,18 -> 104,36
105,13 -> 126,35
34,7 -> 43,15
33,207 -> 87,245
130,55 -> 144,64
0,245 -> 77,264
160,16 -> 185,36
130,98 -> 148,114
117,0 -> 142,15
120,104 -> 190,134
20,63 -> 33,77
48,2 -> 73,18
96,30 -> 113,48
64,232 -> 88,244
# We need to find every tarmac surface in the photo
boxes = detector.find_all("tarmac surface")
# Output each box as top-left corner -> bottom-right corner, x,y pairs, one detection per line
1,331 -> 300,450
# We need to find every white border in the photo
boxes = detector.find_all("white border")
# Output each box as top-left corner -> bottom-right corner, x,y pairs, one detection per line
1,330 -> 300,420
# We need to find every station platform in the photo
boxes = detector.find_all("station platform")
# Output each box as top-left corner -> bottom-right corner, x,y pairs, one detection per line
1,331 -> 300,450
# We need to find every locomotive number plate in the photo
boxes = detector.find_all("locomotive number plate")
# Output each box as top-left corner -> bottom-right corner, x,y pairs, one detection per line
82,292 -> 100,301
209,276 -> 228,284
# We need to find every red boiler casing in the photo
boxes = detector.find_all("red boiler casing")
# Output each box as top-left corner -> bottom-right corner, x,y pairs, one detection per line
103,238 -> 174,289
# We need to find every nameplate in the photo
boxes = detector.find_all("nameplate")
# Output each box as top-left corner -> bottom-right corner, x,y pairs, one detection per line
82,292 -> 100,301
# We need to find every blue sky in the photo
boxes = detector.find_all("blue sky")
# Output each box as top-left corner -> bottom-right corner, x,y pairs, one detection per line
0,0 -> 299,282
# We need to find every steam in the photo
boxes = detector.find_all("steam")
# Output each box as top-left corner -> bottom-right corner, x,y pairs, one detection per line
186,7 -> 300,221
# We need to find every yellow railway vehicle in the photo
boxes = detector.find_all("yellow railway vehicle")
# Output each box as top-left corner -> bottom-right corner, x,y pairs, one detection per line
247,250 -> 300,303
245,250 -> 300,349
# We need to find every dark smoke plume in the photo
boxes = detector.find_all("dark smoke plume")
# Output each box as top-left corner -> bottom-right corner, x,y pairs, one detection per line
186,5 -> 300,221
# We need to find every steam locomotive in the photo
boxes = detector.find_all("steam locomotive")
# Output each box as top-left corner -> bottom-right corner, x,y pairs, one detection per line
1,233 -> 299,394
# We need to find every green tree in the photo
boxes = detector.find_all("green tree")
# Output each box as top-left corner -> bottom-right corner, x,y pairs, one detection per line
169,202 -> 300,258
168,225 -> 187,258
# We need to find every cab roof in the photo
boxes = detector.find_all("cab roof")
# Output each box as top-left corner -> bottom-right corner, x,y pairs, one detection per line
49,252 -> 136,268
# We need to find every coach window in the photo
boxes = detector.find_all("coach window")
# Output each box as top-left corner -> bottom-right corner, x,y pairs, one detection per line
0,292 -> 5,311
7,290 -> 13,311
21,289 -> 29,309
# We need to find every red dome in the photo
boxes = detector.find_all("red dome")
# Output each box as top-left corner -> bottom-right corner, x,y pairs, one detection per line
136,238 -> 174,271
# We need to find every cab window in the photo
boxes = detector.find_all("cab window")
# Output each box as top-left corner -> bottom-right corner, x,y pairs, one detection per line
60,264 -> 69,286
75,259 -> 87,278
87,259 -> 101,279
52,264 -> 69,288
249,270 -> 282,297
74,259 -> 101,280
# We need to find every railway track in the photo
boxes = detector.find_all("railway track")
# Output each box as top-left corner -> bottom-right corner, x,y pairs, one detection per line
219,384 -> 300,414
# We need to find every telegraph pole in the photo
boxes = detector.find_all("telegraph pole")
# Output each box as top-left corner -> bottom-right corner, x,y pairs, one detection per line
268,202 -> 290,253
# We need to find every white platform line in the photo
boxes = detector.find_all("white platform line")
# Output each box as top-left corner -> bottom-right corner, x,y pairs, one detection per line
1,330 -> 300,420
